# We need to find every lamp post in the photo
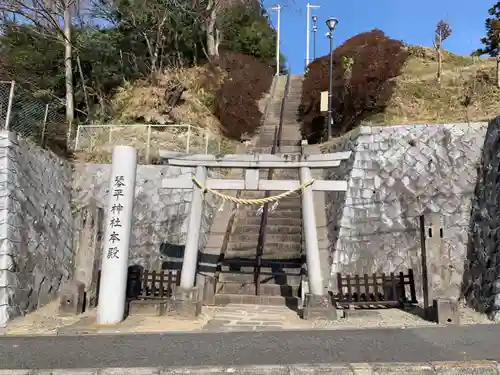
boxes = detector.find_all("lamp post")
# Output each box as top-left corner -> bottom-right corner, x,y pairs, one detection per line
305,3 -> 320,69
312,15 -> 318,60
270,5 -> 281,76
326,17 -> 338,140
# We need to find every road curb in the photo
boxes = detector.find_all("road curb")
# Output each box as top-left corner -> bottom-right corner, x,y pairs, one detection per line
1,361 -> 499,374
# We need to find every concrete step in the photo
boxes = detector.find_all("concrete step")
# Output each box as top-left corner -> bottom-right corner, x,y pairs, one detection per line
240,206 -> 302,217
268,199 -> 302,209
220,265 -> 302,275
226,240 -> 301,251
256,146 -> 302,153
237,202 -> 301,211
223,251 -> 302,262
224,245 -> 302,259
243,216 -> 302,226
260,133 -> 300,139
213,293 -> 300,307
259,135 -> 301,142
229,232 -> 302,244
242,209 -> 301,219
230,189 -> 300,199
216,282 -> 300,297
232,224 -> 301,235
261,126 -> 299,132
279,140 -> 300,146
218,272 -> 302,285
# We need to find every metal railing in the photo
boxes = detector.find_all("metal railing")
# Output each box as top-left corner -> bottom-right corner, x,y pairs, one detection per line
254,73 -> 291,295
75,123 -> 222,161
1,80 -> 66,147
277,73 -> 291,151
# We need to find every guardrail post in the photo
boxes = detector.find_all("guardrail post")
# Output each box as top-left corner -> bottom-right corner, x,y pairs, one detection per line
186,124 -> 191,153
205,130 -> 209,154
300,166 -> 324,296
41,103 -> 49,146
108,126 -> 113,144
146,125 -> 152,163
97,145 -> 137,325
75,125 -> 81,150
179,165 -> 207,291
4,80 -> 15,131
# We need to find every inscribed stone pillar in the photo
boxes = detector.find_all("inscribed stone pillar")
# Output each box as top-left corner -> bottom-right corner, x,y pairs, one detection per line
73,201 -> 104,310
96,146 -> 137,325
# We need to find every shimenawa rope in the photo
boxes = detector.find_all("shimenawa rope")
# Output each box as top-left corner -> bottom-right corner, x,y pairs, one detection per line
191,176 -> 315,205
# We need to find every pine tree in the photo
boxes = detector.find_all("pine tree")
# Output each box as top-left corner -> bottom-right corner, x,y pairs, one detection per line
476,2 -> 500,88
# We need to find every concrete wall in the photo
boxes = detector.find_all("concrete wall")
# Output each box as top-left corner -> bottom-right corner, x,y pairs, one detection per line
463,117 -> 500,321
0,132 -> 74,326
325,123 -> 488,302
72,164 -> 219,271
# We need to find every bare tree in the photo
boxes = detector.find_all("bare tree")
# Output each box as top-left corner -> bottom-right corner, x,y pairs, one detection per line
205,0 -> 219,58
433,20 -> 452,84
0,0 -> 82,140
204,0 -> 260,59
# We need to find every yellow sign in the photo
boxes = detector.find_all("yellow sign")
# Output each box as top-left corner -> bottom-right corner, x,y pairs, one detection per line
320,91 -> 328,112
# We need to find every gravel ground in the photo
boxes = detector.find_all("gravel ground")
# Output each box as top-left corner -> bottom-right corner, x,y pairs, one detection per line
2,300 -> 495,336
311,304 -> 493,330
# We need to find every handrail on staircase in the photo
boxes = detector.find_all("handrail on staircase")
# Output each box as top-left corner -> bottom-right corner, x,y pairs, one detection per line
254,73 -> 292,295
276,73 -> 291,152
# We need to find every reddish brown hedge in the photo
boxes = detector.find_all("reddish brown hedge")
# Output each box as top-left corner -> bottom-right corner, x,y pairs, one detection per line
299,29 -> 408,142
214,51 -> 274,140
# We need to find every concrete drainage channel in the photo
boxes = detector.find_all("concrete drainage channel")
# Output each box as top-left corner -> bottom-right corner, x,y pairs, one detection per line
2,362 -> 500,374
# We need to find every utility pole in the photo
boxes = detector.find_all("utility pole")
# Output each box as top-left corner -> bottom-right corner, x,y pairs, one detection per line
305,3 -> 320,70
271,5 -> 281,76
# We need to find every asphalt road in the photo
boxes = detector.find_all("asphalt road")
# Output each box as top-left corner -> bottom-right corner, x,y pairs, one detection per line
1,325 -> 500,369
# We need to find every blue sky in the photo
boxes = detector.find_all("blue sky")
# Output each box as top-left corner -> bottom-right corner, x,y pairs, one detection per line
263,0 -> 495,73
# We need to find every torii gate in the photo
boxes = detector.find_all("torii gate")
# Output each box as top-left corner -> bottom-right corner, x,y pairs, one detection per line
160,150 -> 351,298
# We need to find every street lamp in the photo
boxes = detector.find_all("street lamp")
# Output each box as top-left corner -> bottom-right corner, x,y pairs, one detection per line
312,15 -> 318,60
326,17 -> 338,140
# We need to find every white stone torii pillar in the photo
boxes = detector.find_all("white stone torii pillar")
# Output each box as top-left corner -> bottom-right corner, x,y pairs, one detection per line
179,166 -> 207,292
97,146 -> 137,325
300,166 -> 323,295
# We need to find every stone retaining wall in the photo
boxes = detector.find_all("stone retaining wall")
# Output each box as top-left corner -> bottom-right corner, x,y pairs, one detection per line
0,131 -> 219,326
324,123 -> 488,303
72,164 -> 219,271
0,132 -> 73,326
463,116 -> 500,321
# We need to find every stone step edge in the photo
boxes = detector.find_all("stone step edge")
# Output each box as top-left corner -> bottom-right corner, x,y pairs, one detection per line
3,361 -> 499,374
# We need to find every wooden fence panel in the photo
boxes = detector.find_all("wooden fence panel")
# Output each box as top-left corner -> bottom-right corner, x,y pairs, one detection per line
335,269 -> 417,307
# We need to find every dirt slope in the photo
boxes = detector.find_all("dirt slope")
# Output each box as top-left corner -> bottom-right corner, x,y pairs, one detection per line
365,46 -> 499,125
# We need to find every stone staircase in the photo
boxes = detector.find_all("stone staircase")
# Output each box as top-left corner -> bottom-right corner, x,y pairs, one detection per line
214,75 -> 305,307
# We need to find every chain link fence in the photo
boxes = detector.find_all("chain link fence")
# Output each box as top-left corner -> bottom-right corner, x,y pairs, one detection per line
2,80 -> 235,162
0,80 -> 68,151
74,124 -> 228,163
